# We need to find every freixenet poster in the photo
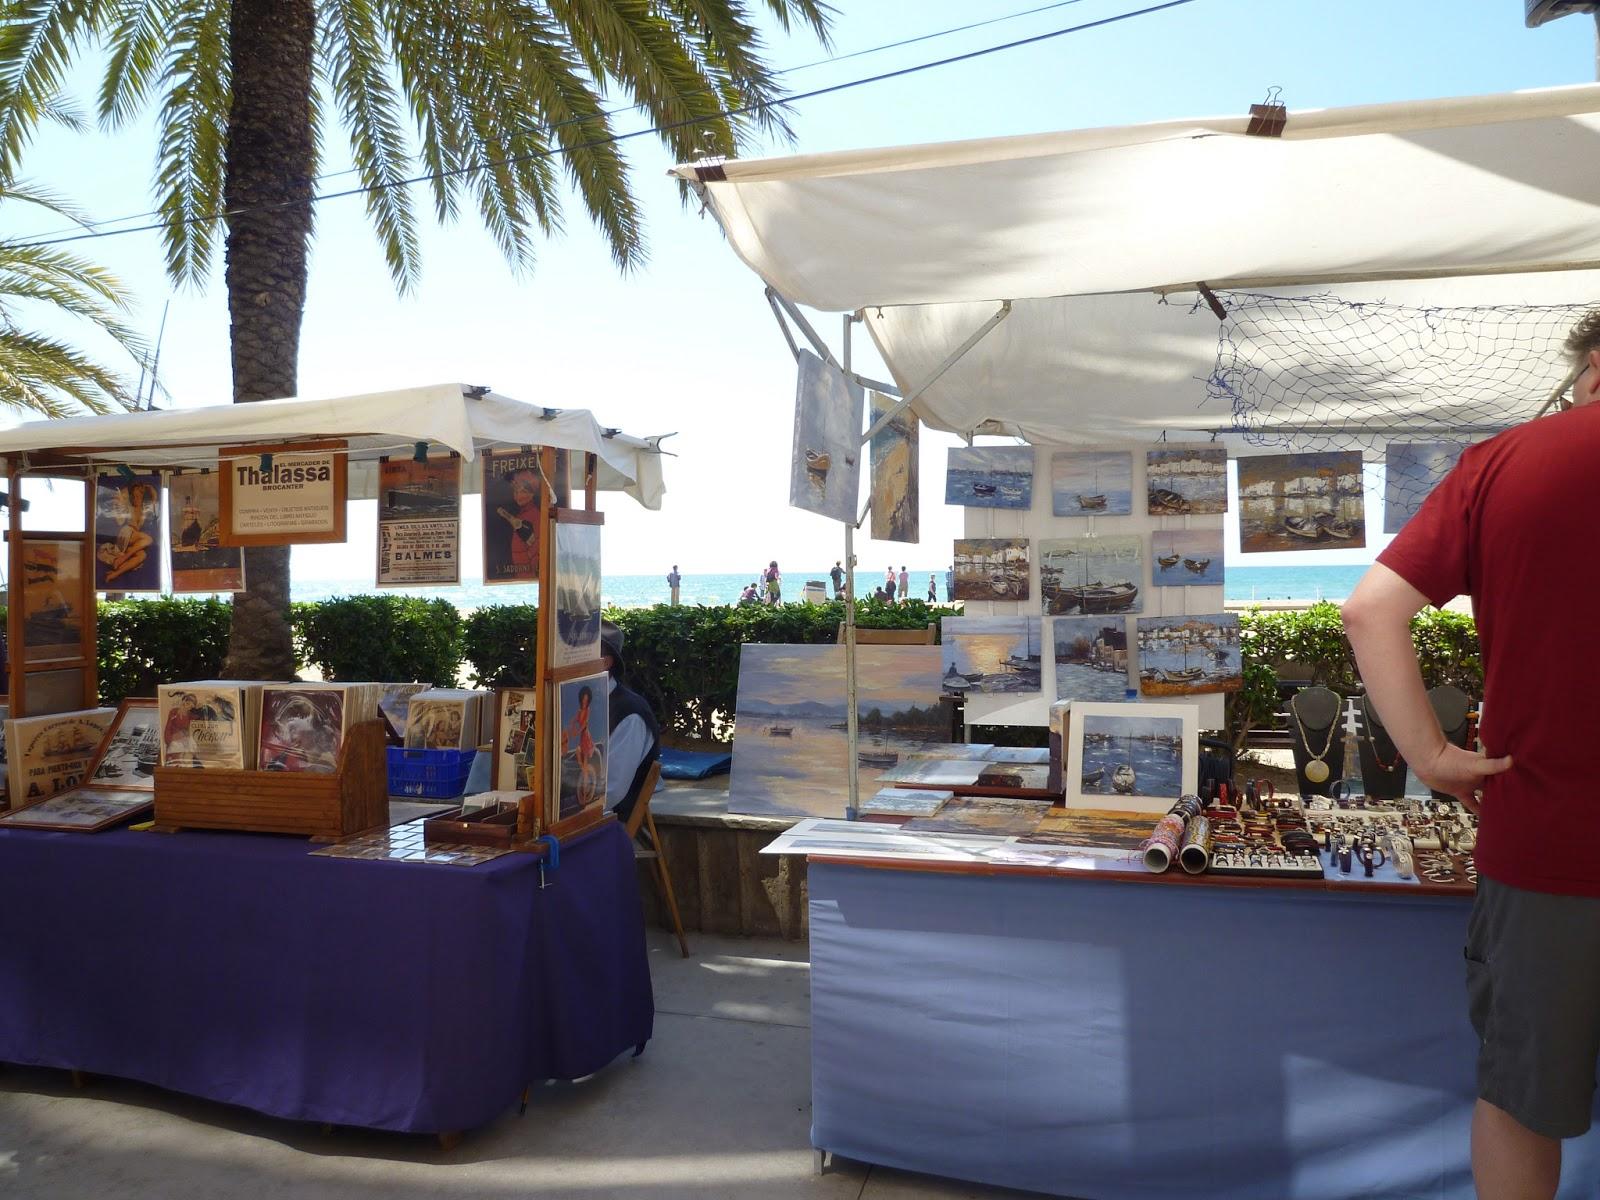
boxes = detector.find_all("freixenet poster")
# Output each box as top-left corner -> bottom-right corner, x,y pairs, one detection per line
219,440 -> 347,545
482,450 -> 542,585
168,470 -> 245,592
376,455 -> 461,586
94,471 -> 163,592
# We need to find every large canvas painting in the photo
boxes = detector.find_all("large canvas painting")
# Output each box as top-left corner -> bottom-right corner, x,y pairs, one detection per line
1384,442 -> 1466,534
552,520 -> 602,669
869,392 -> 918,543
952,538 -> 1029,602
1147,447 -> 1227,514
481,450 -> 542,584
944,446 -> 1033,509
1040,536 -> 1143,616
940,616 -> 1042,695
88,701 -> 159,791
1237,451 -> 1365,553
377,454 -> 461,586
21,539 -> 84,663
94,471 -> 163,592
1150,528 -> 1224,588
556,672 -> 609,821
790,349 -> 864,525
1052,450 -> 1132,517
169,471 -> 245,592
1053,617 -> 1129,702
1064,701 -> 1199,813
728,644 -> 944,819
1136,614 -> 1242,696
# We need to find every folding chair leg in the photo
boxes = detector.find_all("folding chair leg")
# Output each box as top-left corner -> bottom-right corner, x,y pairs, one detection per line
646,811 -> 690,958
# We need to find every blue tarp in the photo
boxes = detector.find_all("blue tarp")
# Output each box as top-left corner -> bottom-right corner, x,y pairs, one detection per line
660,748 -> 732,780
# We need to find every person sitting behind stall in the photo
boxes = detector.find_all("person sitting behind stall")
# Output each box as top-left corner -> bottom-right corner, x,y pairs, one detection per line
600,620 -> 661,826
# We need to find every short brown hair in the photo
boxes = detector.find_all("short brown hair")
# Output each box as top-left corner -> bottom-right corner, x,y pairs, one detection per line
1563,311 -> 1600,367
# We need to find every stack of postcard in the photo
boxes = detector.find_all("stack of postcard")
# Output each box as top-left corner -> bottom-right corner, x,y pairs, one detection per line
257,682 -> 382,773
157,681 -> 270,769
4,707 -> 117,807
404,689 -> 486,750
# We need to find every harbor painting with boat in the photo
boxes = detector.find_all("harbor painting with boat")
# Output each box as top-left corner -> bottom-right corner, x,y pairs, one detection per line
1040,536 -> 1143,615
1150,528 -> 1224,588
940,616 -> 1043,695
1052,450 -> 1132,516
1136,614 -> 1242,696
944,446 -> 1034,509
789,349 -> 864,525
728,644 -> 945,818
869,393 -> 919,543
1147,447 -> 1227,515
952,538 -> 1030,602
1077,712 -> 1185,804
1052,616 -> 1129,702
1237,451 -> 1365,553
1384,441 -> 1466,534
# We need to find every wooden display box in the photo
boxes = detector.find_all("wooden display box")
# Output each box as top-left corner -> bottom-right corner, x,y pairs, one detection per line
152,720 -> 387,839
424,804 -> 518,849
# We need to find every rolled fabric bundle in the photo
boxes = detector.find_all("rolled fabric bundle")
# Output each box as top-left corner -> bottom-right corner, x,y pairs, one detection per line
1142,812 -> 1186,873
1179,815 -> 1211,875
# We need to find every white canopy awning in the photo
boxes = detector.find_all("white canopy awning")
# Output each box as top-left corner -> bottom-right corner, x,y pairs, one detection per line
0,383 -> 668,508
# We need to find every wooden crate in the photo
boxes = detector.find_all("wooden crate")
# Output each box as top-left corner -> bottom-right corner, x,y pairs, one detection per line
152,721 -> 387,839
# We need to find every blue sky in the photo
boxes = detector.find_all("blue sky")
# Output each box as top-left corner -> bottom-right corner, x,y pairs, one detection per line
7,0 -> 1596,577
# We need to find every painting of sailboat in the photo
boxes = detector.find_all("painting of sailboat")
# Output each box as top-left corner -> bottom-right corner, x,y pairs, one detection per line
1150,528 -> 1224,588
1040,536 -> 1143,616
940,616 -> 1043,695
952,538 -> 1029,602
1237,451 -> 1365,553
1384,442 -> 1466,534
1052,617 -> 1129,702
869,392 -> 919,543
1136,614 -> 1242,696
1052,450 -> 1132,516
790,349 -> 864,524
1078,712 -> 1185,806
1147,447 -> 1227,515
944,446 -> 1034,509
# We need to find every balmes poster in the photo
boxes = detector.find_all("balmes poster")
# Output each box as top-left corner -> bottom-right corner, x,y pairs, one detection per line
219,440 -> 348,546
376,454 -> 461,586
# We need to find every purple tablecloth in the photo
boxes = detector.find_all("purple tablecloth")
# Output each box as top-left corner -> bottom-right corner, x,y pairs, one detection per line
0,819 -> 653,1134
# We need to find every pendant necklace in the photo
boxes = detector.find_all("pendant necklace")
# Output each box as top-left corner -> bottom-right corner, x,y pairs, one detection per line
1361,696 -> 1404,773
1290,695 -> 1338,784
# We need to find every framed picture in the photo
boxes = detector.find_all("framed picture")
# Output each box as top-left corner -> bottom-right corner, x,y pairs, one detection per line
5,707 -> 117,807
1051,450 -> 1133,517
0,786 -> 153,832
168,470 -> 245,592
1040,536 -> 1143,616
1147,447 -> 1228,515
1237,451 -> 1365,554
218,439 -> 348,546
22,668 -> 88,717
376,453 -> 461,587
87,699 -> 160,792
1062,700 -> 1199,814
481,449 -> 542,584
492,686 -> 538,791
553,672 -> 608,824
93,470 -> 163,591
20,538 -> 87,663
551,515 -> 602,670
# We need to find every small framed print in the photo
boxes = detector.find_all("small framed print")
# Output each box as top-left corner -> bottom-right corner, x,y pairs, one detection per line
1062,700 -> 1199,815
218,440 -> 348,546
86,699 -> 160,792
0,786 -> 153,832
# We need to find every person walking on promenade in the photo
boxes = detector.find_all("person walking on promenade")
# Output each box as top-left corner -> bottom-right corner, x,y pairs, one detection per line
1342,311 -> 1600,1200
666,564 -> 682,605
898,566 -> 909,601
884,567 -> 896,603
927,574 -> 937,602
765,561 -> 782,605
830,560 -> 845,598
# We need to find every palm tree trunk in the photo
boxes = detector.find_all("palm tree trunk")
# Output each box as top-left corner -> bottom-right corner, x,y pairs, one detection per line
219,0 -> 317,679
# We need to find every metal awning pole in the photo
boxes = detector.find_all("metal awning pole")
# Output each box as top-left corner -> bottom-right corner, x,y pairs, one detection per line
766,288 -> 899,394
843,313 -> 861,821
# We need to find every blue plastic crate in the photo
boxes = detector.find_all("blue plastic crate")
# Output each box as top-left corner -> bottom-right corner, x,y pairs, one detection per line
387,747 -> 477,799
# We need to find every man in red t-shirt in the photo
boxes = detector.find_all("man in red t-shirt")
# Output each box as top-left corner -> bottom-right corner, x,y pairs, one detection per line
1344,314 -> 1600,1199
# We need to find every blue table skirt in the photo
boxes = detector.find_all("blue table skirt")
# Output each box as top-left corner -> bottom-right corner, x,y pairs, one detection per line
809,863 -> 1600,1200
0,819 -> 653,1134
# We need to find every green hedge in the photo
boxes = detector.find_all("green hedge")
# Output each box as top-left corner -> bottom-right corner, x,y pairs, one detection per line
99,597 -> 233,703
292,595 -> 462,685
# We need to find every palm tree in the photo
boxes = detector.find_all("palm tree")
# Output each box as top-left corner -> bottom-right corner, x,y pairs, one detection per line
0,1 -> 830,676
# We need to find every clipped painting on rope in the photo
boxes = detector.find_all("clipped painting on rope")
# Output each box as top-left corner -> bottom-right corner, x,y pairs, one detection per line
1147,447 -> 1227,514
1052,617 -> 1129,702
952,538 -> 1029,602
552,521 -> 602,669
944,446 -> 1033,509
940,616 -> 1042,695
94,471 -> 163,592
1150,528 -> 1224,588
1040,536 -> 1143,615
1237,452 -> 1365,553
728,644 -> 944,819
1065,702 -> 1199,813
169,471 -> 245,592
869,392 -> 918,542
790,350 -> 864,525
1136,614 -> 1242,696
1052,451 -> 1132,517
1384,442 -> 1466,534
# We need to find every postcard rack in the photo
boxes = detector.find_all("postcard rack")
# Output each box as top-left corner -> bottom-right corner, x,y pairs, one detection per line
151,720 -> 388,839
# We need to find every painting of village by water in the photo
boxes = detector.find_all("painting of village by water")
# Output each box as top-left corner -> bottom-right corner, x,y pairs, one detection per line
1078,713 -> 1185,805
944,446 -> 1034,509
1150,528 -> 1224,588
940,616 -> 1042,695
1384,442 -> 1466,534
1052,450 -> 1132,516
1147,447 -> 1227,514
1136,614 -> 1241,696
1237,451 -> 1365,553
1050,617 -> 1126,702
1040,536 -> 1143,616
952,538 -> 1029,602
728,644 -> 945,819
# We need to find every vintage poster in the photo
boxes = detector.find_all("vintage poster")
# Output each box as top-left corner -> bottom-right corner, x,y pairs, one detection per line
790,349 -> 864,525
404,690 -> 481,749
494,687 -> 538,791
94,470 -> 163,591
376,455 -> 461,587
168,470 -> 245,592
158,685 -> 248,770
21,538 -> 85,663
556,673 -> 609,822
218,440 -> 347,545
258,688 -> 346,772
552,521 -> 602,669
482,450 -> 543,584
868,392 -> 918,542
377,682 -> 428,740
5,708 -> 116,805
88,702 -> 160,791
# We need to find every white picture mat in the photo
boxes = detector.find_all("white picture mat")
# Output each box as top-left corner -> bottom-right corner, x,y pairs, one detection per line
1062,700 -> 1199,815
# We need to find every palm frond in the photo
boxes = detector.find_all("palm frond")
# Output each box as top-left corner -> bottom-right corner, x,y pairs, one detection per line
0,0 -> 108,175
98,0 -> 176,127
152,0 -> 230,286
0,175 -> 93,226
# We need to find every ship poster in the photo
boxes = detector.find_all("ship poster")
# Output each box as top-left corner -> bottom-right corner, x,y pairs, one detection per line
5,708 -> 116,805
377,454 -> 461,587
169,471 -> 246,592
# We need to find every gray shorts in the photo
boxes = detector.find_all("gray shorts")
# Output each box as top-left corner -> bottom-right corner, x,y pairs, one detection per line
1466,876 -> 1600,1138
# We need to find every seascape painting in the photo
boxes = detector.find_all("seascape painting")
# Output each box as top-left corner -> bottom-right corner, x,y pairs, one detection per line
557,673 -> 609,821
552,521 -> 602,669
1078,712 -> 1184,804
89,703 -> 159,791
1053,617 -> 1129,702
1136,614 -> 1242,696
903,796 -> 1052,837
1022,807 -> 1155,852
1147,447 -> 1227,515
940,616 -> 1043,695
21,539 -> 84,663
875,757 -> 986,788
1150,528 -> 1224,588
1237,451 -> 1365,553
1040,536 -> 1143,616
169,471 -> 245,592
728,644 -> 945,819
1384,442 -> 1466,534
790,349 -> 864,525
869,392 -> 919,543
944,446 -> 1034,509
862,787 -> 952,817
952,538 -> 1029,602
1052,450 -> 1132,517
94,471 -> 163,592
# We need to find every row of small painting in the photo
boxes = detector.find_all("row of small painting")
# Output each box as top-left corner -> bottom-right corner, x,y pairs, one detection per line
947,446 -> 1226,516
941,613 -> 1242,700
956,530 -> 1221,608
